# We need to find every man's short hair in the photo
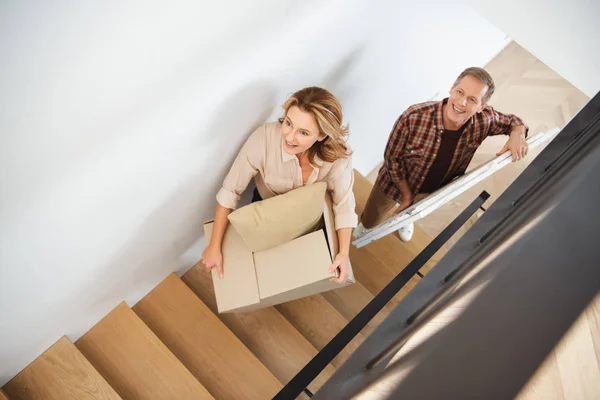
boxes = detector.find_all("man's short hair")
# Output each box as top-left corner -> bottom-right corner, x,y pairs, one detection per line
453,67 -> 495,104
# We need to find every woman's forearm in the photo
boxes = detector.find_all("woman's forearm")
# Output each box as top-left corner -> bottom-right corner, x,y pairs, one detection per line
336,227 -> 353,256
209,203 -> 233,250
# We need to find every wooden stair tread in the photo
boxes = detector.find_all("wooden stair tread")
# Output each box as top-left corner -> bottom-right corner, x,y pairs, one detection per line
3,336 -> 121,400
0,390 -> 9,400
181,264 -> 336,393
321,283 -> 395,337
133,274 -> 281,400
275,294 -> 365,367
350,245 -> 421,307
363,233 -> 441,276
75,303 -> 213,400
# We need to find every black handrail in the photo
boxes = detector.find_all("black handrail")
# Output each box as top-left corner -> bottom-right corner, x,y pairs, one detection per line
273,191 -> 490,399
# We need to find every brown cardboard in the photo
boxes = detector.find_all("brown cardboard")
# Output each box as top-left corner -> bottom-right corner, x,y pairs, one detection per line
203,222 -> 261,312
254,230 -> 336,300
203,192 -> 355,313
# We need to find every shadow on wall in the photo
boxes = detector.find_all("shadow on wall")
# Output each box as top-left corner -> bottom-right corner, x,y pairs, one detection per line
321,44 -> 366,104
65,81 -> 277,337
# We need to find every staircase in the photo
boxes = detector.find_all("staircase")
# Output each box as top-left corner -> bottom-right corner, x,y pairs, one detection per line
1,171 -> 437,400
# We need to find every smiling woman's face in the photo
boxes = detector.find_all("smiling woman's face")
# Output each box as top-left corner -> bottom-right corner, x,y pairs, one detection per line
280,105 -> 325,156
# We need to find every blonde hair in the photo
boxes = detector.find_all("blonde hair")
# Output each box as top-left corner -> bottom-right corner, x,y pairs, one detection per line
280,86 -> 351,165
453,67 -> 496,104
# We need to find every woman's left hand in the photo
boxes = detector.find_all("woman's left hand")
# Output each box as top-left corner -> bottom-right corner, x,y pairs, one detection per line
329,253 -> 350,284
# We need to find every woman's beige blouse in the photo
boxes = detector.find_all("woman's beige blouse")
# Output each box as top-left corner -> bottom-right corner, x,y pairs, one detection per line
217,122 -> 358,230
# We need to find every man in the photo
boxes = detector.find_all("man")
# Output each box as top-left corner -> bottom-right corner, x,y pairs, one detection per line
357,67 -> 528,241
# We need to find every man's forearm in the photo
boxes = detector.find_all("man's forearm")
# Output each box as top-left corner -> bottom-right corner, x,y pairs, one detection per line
510,123 -> 527,138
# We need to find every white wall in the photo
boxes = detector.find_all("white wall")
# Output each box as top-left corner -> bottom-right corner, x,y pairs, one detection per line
0,0 -> 507,384
465,0 -> 600,97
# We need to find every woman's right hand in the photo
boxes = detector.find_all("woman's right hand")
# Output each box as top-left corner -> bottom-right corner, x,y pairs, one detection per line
202,244 -> 224,279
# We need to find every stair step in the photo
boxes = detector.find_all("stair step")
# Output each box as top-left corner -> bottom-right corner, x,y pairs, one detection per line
349,244 -> 421,307
321,283 -> 395,337
182,264 -> 336,393
75,302 -> 213,400
133,273 -> 281,400
362,232 -> 441,276
2,336 -> 121,400
275,294 -> 365,367
0,390 -> 9,400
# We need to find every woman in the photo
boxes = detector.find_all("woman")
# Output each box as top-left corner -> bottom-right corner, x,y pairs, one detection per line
201,86 -> 358,284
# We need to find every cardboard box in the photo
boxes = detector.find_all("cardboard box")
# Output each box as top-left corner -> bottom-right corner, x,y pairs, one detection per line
203,193 -> 355,313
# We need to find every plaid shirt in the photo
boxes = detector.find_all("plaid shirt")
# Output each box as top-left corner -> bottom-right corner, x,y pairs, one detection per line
378,98 -> 527,201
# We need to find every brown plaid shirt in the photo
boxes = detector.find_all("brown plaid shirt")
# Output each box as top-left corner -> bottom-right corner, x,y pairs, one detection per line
378,99 -> 527,201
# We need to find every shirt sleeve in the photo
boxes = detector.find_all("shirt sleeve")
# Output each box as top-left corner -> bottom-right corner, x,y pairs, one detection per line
383,112 -> 411,183
329,155 -> 358,229
487,107 -> 529,138
216,125 -> 266,209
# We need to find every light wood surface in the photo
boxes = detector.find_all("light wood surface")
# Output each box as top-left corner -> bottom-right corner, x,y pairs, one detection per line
275,294 -> 365,368
2,336 -> 121,400
75,302 -> 213,400
518,293 -> 600,400
321,283 -> 395,337
554,310 -> 600,399
133,273 -> 281,400
181,264 -> 336,393
586,293 -> 600,369
348,244 -> 421,306
518,352 -> 565,400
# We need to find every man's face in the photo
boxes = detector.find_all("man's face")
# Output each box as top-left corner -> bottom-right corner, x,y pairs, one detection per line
446,75 -> 489,127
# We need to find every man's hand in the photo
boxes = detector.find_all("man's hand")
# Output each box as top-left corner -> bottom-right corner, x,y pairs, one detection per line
394,180 -> 413,214
497,128 -> 528,162
394,191 -> 413,214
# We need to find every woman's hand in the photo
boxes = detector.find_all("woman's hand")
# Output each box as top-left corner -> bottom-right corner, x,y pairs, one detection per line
329,252 -> 350,284
202,244 -> 224,279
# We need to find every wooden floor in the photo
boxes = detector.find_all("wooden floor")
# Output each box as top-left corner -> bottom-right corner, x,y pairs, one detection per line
366,41 -> 599,399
